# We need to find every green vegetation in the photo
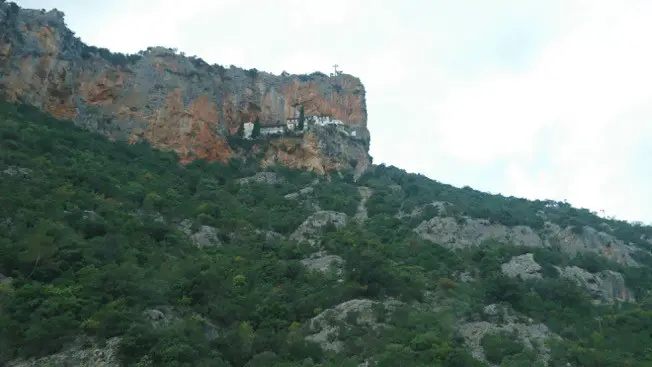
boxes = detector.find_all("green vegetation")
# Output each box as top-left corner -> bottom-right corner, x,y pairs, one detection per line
298,105 -> 305,131
1,1 -> 22,43
246,68 -> 259,79
80,45 -> 142,66
237,122 -> 245,138
480,331 -> 527,365
1,98 -> 652,367
252,117 -> 261,139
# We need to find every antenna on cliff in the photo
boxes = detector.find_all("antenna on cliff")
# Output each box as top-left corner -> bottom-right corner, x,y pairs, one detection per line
332,64 -> 342,76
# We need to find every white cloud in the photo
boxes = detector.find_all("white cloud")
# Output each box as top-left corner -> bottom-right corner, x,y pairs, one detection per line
419,0 -> 652,222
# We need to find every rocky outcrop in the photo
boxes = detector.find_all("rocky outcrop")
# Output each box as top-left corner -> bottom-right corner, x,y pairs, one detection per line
542,223 -> 639,266
236,171 -> 285,185
179,220 -> 222,248
415,217 -> 544,249
458,304 -> 559,366
283,180 -> 323,212
300,251 -> 344,276
555,266 -> 634,303
0,3 -> 370,173
305,299 -> 401,352
415,217 -> 640,266
499,254 -> 635,304
501,253 -> 542,280
7,337 -> 120,367
2,166 -> 31,176
284,186 -> 314,200
290,210 -> 348,246
354,186 -> 372,222
397,201 -> 451,219
284,179 -> 319,200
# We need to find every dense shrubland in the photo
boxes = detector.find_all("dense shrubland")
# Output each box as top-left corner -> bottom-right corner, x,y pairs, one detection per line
1,100 -> 652,366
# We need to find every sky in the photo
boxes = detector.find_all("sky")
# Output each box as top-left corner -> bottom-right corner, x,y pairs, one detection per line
15,0 -> 652,224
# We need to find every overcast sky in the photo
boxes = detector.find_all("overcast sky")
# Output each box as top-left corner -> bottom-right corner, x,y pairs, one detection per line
15,0 -> 652,224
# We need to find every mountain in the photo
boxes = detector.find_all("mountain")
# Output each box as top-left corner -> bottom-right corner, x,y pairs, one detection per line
0,2 -> 370,176
2,2 -> 652,367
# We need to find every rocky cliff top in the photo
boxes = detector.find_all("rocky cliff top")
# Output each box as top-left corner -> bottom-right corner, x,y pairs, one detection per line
0,2 -> 370,171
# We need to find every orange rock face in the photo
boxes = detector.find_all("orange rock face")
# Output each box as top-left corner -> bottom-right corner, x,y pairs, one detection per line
0,5 -> 370,171
260,126 -> 371,178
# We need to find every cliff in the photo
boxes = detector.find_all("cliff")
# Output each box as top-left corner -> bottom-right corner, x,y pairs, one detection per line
0,3 -> 370,173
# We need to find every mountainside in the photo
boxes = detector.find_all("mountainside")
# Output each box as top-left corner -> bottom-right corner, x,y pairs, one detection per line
0,3 -> 370,175
3,2 -> 652,367
3,100 -> 652,367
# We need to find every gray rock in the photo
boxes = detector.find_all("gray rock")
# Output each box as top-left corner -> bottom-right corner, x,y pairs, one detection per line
290,211 -> 348,246
299,186 -> 315,195
284,192 -> 299,200
458,304 -> 559,366
415,217 -> 544,249
179,219 -> 194,235
152,212 -> 165,223
284,186 -> 314,200
191,225 -> 222,248
501,254 -> 635,304
2,166 -> 32,177
354,186 -> 372,222
144,309 -> 166,321
555,266 -> 634,303
300,251 -> 344,275
179,220 -> 222,248
305,298 -> 401,352
543,223 -> 639,266
7,337 -> 121,367
263,230 -> 284,243
82,210 -> 102,221
483,304 -> 504,317
501,253 -> 542,280
415,217 -> 642,266
237,171 -> 285,185
458,271 -> 475,283
397,201 -> 451,219
143,306 -> 177,328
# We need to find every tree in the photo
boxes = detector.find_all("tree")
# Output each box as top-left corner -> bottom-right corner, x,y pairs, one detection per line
237,122 -> 245,137
298,105 -> 305,131
24,224 -> 56,279
252,117 -> 261,138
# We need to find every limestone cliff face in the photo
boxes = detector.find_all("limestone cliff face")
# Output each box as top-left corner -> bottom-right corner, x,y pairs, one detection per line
261,124 -> 371,177
0,4 -> 369,171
